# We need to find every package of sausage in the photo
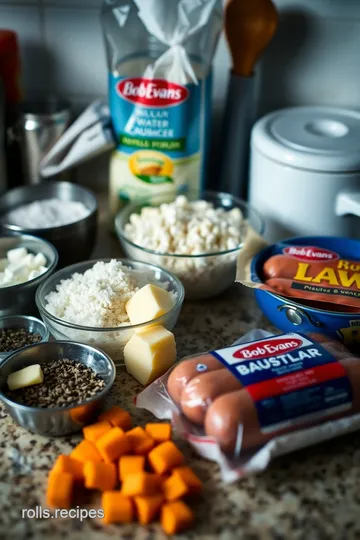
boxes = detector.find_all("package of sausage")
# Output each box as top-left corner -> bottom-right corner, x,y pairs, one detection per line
236,236 -> 360,311
136,329 -> 360,482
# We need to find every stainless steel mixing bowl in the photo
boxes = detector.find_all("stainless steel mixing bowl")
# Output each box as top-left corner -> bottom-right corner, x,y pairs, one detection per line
0,315 -> 50,363
0,181 -> 98,267
0,233 -> 58,317
0,341 -> 116,436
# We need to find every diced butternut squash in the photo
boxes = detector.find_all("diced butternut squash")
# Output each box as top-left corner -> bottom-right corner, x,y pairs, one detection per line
98,406 -> 132,431
124,325 -> 176,385
102,491 -> 133,524
126,426 -> 155,455
161,500 -> 194,535
121,472 -> 162,497
145,423 -> 171,443
51,454 -> 84,483
46,471 -> 73,509
134,494 -> 164,525
119,455 -> 145,482
162,473 -> 189,501
96,427 -> 132,462
125,284 -> 174,325
173,466 -> 203,496
83,461 -> 117,491
70,440 -> 102,463
83,421 -> 112,443
148,441 -> 185,475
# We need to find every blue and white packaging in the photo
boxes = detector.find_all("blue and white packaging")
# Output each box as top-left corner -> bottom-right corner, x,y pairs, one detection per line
102,0 -> 222,219
136,329 -> 360,483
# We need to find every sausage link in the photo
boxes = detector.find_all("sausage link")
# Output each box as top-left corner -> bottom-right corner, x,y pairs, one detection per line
204,343 -> 360,453
180,370 -> 242,425
167,354 -> 224,404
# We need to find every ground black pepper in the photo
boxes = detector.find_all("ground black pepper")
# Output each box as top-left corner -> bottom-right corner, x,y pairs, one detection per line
5,358 -> 106,408
0,328 -> 42,352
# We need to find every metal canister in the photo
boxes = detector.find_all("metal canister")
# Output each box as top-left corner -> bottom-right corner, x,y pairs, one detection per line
14,99 -> 71,185
0,79 -> 6,193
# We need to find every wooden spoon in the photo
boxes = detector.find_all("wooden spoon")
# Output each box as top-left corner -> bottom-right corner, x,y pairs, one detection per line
224,0 -> 278,77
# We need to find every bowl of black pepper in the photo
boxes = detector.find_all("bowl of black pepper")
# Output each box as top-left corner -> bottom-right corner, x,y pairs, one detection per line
0,341 -> 116,436
0,315 -> 50,362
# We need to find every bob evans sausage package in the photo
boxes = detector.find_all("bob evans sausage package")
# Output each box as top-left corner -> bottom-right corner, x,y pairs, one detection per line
136,329 -> 360,482
101,0 -> 222,219
237,236 -> 360,311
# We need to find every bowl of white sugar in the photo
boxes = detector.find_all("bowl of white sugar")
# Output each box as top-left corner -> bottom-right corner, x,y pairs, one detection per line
0,181 -> 98,267
35,258 -> 184,366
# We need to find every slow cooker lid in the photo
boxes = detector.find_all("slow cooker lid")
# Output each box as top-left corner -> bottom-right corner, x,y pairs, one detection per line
252,106 -> 360,172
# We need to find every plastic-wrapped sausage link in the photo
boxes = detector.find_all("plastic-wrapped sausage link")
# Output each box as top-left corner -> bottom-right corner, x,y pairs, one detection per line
136,330 -> 360,482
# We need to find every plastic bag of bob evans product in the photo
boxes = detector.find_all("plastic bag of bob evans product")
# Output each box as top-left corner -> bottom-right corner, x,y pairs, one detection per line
101,0 -> 222,220
236,237 -> 360,311
136,329 -> 360,483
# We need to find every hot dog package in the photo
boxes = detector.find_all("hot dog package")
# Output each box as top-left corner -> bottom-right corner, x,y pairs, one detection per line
236,236 -> 360,311
136,329 -> 360,482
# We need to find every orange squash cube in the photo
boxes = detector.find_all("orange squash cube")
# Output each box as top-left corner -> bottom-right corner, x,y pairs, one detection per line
96,427 -> 131,462
118,455 -> 145,482
84,461 -> 117,491
102,491 -> 133,524
161,500 -> 194,535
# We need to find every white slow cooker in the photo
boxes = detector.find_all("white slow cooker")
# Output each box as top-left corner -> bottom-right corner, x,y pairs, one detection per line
249,106 -> 360,242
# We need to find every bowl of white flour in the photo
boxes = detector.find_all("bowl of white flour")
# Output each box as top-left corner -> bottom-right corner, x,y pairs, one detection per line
0,181 -> 98,267
35,258 -> 184,365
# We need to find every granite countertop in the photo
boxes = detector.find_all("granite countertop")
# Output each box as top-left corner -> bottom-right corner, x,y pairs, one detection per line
1,198 -> 360,540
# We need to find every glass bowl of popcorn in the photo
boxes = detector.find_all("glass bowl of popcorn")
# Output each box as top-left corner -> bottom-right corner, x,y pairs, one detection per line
115,191 -> 265,300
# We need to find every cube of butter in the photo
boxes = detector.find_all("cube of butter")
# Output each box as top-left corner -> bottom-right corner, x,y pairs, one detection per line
126,284 -> 174,325
124,325 -> 176,385
7,364 -> 44,391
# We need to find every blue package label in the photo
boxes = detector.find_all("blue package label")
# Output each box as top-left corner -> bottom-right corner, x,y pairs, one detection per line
108,73 -> 212,203
211,333 -> 353,434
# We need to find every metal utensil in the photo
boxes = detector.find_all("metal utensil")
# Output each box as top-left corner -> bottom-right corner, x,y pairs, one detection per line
0,315 -> 50,363
0,233 -> 58,317
10,98 -> 71,185
220,0 -> 278,199
0,181 -> 98,268
0,341 -> 116,436
0,79 -> 6,194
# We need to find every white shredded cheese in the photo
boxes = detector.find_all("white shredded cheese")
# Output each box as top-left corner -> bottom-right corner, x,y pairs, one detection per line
45,260 -> 140,328
124,195 -> 244,255
123,196 -> 248,299
0,248 -> 48,287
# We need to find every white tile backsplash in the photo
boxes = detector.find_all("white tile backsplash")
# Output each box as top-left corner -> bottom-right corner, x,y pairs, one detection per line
0,6 -> 44,96
258,15 -> 360,115
3,0 -> 360,188
3,0 -> 360,111
274,0 -> 360,18
43,7 -> 107,97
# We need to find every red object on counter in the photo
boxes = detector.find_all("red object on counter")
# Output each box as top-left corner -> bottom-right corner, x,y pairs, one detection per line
0,30 -> 23,104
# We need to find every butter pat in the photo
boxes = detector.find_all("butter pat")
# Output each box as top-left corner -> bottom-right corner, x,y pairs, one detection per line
124,325 -> 176,385
126,284 -> 174,325
7,364 -> 44,391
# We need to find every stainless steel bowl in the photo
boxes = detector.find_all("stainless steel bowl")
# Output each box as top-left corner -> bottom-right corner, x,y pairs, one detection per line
0,234 -> 58,317
0,181 -> 98,267
0,341 -> 116,436
0,315 -> 50,363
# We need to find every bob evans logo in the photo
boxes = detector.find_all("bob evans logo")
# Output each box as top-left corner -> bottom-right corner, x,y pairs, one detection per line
283,245 -> 339,262
117,78 -> 189,107
233,338 -> 303,360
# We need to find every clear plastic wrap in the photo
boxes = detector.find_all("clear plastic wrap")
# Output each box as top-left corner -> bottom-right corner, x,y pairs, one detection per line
136,329 -> 360,483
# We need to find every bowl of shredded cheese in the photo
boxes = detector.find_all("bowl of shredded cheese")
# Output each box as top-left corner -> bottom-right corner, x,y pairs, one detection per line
115,191 -> 265,299
35,258 -> 184,365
